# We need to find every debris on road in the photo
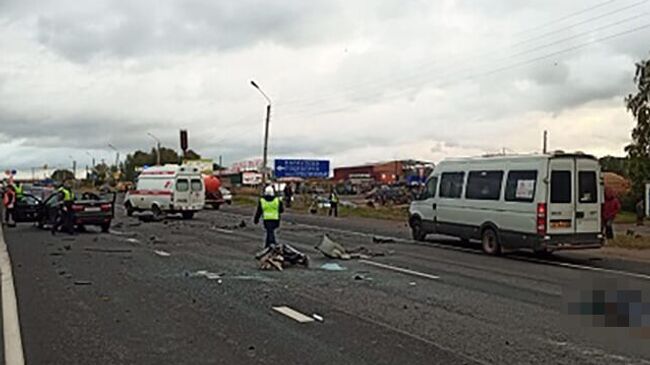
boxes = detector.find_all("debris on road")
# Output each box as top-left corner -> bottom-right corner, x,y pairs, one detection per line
84,248 -> 133,254
126,238 -> 141,244
212,227 -> 234,234
257,244 -> 309,271
74,280 -> 92,286
154,250 -> 171,257
316,235 -> 387,260
354,273 -> 373,281
320,263 -> 346,271
372,236 -> 396,244
211,220 -> 247,232
188,270 -> 222,280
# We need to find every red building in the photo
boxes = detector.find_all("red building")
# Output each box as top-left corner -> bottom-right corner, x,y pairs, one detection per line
334,160 -> 433,184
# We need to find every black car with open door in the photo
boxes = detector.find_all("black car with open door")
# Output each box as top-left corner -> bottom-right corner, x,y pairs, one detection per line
12,191 -> 116,233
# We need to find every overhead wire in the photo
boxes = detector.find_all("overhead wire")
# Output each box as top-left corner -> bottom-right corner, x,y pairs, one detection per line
277,22 -> 650,121
277,0 -> 648,109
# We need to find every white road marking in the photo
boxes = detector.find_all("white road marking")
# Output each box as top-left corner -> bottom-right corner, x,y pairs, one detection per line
0,225 -> 26,365
517,257 -> 650,281
212,228 -> 234,234
222,211 -> 650,282
272,306 -> 315,323
360,259 -> 440,280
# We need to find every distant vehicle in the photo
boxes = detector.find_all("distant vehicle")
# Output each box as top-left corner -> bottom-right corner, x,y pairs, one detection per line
408,152 -> 603,255
220,187 -> 232,204
124,165 -> 205,219
204,175 -> 224,209
13,191 -> 116,232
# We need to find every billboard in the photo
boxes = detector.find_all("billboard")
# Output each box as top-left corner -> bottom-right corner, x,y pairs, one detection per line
242,172 -> 263,185
274,159 -> 330,179
183,159 -> 214,174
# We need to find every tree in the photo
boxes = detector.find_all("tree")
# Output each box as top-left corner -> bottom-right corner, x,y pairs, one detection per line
625,56 -> 650,196
51,169 -> 75,183
122,146 -> 202,181
599,156 -> 628,177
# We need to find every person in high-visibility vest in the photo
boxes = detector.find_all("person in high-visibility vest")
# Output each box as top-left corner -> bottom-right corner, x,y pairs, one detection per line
254,186 -> 284,247
13,182 -> 24,201
329,187 -> 339,217
52,182 -> 75,235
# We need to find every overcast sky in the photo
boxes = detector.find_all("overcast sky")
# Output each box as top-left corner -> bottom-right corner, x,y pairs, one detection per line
1,0 -> 649,172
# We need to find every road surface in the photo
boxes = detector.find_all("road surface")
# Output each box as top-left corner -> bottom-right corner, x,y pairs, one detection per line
2,204 -> 650,364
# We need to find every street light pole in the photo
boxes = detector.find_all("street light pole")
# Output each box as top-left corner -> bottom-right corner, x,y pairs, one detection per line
250,80 -> 272,186
108,143 -> 120,169
147,133 -> 162,166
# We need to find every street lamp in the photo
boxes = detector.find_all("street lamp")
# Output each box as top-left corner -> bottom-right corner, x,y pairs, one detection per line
108,143 -> 120,169
85,151 -> 96,168
68,155 -> 77,178
147,133 -> 162,166
250,80 -> 272,185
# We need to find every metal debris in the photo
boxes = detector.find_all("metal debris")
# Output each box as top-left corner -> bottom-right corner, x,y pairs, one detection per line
320,263 -> 346,271
154,250 -> 171,257
258,244 -> 309,271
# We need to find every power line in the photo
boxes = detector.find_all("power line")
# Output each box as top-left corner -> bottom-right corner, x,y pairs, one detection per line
513,0 -> 622,36
511,0 -> 648,47
277,23 -> 650,121
278,0 -> 648,108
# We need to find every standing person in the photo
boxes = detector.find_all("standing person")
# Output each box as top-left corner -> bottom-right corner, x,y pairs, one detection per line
52,182 -> 75,235
329,187 -> 339,217
13,182 -> 24,201
602,187 -> 621,240
254,186 -> 284,248
2,185 -> 16,227
636,197 -> 645,226
283,183 -> 293,208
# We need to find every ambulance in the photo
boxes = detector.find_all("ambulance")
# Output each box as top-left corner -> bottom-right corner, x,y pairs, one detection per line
125,165 -> 205,219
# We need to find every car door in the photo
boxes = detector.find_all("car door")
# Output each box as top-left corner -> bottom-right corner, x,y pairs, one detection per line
417,176 -> 438,231
547,158 -> 575,235
42,193 -> 62,224
174,178 -> 191,207
13,194 -> 42,222
575,158 -> 601,234
190,177 -> 204,208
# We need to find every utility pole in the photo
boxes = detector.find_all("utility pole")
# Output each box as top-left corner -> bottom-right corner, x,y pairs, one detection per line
250,80 -> 272,185
147,133 -> 162,165
108,143 -> 120,170
219,155 -> 223,169
543,130 -> 548,154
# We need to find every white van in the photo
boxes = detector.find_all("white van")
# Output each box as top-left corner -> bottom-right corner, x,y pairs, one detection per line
408,152 -> 604,255
125,164 -> 205,219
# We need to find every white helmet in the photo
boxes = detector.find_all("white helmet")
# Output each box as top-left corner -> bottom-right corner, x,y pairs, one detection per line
264,186 -> 275,197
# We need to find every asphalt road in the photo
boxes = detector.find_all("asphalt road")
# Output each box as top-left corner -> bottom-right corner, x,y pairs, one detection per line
3,203 -> 650,364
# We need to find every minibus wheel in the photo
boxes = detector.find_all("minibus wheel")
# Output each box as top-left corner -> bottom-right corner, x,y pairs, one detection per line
481,228 -> 501,255
410,218 -> 426,242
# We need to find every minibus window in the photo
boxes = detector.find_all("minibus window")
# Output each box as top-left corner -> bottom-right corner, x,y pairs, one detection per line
176,179 -> 189,192
578,171 -> 597,203
191,179 -> 203,192
505,170 -> 538,202
439,172 -> 465,198
466,171 -> 503,200
551,171 -> 571,204
424,177 -> 438,199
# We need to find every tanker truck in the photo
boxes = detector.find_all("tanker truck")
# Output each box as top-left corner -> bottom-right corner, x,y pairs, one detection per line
204,174 -> 225,209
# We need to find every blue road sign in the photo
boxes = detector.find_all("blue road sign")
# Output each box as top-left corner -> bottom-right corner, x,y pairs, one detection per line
274,159 -> 330,178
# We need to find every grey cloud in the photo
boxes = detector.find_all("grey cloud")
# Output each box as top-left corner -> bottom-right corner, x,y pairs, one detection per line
32,0 -> 350,62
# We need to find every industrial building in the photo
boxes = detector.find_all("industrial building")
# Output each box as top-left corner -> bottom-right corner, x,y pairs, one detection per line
333,160 -> 434,185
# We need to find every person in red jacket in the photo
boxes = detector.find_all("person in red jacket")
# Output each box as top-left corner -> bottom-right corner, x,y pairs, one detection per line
602,187 -> 621,240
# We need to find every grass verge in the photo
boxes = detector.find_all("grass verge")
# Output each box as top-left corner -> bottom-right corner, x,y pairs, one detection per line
606,234 -> 650,250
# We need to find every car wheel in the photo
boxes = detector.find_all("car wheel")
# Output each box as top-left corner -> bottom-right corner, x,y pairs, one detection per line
411,218 -> 426,241
152,205 -> 163,220
125,202 -> 134,217
101,222 -> 111,233
182,212 -> 194,220
481,228 -> 501,255
212,203 -> 221,210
